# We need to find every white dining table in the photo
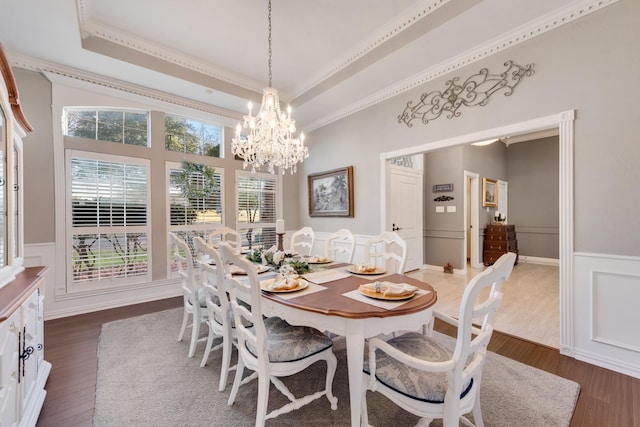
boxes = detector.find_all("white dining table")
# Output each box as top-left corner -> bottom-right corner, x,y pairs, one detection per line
259,266 -> 437,427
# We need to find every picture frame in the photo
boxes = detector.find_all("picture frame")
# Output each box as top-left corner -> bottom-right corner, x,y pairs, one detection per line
308,166 -> 354,217
483,177 -> 498,207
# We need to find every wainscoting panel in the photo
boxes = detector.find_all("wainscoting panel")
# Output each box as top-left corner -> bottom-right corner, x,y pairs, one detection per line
591,271 -> 640,353
25,242 -> 182,320
573,253 -> 640,379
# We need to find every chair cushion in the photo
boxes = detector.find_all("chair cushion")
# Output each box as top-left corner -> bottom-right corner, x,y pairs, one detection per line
363,332 -> 473,403
213,310 -> 253,329
245,317 -> 333,363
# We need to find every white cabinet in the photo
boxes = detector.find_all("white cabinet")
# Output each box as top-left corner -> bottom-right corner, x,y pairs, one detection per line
0,268 -> 50,427
0,40 -> 49,427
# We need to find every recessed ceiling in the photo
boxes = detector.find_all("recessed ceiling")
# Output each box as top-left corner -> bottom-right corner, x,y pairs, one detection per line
0,0 -> 603,132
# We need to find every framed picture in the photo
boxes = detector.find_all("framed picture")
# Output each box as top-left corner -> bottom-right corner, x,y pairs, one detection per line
308,166 -> 354,217
483,177 -> 498,207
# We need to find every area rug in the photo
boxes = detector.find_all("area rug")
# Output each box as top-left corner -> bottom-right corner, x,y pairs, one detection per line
93,308 -> 580,426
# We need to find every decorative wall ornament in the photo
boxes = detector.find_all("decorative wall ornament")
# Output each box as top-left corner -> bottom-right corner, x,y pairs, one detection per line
398,60 -> 534,127
434,195 -> 454,202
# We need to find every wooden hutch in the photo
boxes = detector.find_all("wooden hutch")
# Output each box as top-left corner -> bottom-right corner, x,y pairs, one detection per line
0,42 -> 50,426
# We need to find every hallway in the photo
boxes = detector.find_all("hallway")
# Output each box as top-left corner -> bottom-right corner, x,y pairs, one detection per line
408,262 -> 559,348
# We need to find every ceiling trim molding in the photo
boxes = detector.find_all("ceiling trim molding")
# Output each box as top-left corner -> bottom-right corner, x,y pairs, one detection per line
292,0 -> 459,98
75,0 -> 263,94
304,0 -> 620,132
9,53 -> 242,126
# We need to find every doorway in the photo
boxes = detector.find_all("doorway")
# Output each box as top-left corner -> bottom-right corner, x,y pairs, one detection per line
380,110 -> 575,355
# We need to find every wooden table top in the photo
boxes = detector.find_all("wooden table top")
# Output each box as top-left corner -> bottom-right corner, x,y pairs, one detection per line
261,272 -> 437,320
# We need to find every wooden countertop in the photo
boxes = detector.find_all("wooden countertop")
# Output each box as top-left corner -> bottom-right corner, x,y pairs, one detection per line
0,266 -> 48,322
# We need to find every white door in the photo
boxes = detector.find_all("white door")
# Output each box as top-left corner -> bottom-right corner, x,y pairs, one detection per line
388,164 -> 423,272
498,180 -> 508,223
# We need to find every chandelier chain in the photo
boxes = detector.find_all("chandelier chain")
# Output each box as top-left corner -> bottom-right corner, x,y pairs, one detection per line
268,0 -> 272,87
230,0 -> 309,175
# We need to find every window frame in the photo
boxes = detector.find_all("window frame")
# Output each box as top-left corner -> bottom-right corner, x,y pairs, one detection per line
235,170 -> 281,251
63,107 -> 150,147
65,149 -> 152,293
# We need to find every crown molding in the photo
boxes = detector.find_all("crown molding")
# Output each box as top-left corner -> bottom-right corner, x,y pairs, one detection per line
75,0 -> 263,94
291,0 -> 458,98
9,52 -> 242,127
304,0 -> 621,132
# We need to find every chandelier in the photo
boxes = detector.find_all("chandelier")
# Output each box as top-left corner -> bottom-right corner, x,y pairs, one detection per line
231,0 -> 309,175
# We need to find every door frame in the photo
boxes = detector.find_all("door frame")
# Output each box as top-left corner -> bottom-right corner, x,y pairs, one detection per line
380,110 -> 575,356
464,171 -> 480,269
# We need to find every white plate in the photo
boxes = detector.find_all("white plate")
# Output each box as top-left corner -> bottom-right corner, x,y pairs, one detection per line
346,265 -> 386,275
228,264 -> 270,275
260,278 -> 309,293
307,258 -> 333,265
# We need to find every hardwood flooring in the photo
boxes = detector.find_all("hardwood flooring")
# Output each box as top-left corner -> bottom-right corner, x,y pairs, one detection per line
407,261 -> 560,348
36,296 -> 640,427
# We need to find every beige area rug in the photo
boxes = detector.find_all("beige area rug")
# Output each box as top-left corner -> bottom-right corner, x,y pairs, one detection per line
93,308 -> 579,426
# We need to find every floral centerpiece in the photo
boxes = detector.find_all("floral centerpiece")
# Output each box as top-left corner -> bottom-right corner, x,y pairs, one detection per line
246,245 -> 310,275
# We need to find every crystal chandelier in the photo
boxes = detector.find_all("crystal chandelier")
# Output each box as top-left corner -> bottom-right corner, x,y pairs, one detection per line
231,0 -> 309,175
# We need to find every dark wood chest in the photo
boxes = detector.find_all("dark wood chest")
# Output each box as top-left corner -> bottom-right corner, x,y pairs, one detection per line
483,224 -> 519,266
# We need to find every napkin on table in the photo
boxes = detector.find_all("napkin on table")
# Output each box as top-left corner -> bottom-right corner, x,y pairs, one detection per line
353,263 -> 377,273
360,281 -> 418,297
267,274 -> 301,291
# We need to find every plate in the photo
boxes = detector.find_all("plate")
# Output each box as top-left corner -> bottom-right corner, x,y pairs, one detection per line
229,264 -> 270,275
358,285 -> 415,301
307,258 -> 333,265
346,265 -> 386,275
260,278 -> 309,293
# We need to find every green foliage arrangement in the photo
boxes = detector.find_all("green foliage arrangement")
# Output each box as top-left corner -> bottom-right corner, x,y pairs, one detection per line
245,246 -> 310,275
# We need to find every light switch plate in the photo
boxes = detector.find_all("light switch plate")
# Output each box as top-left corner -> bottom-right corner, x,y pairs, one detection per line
436,206 -> 445,213
447,206 -> 456,212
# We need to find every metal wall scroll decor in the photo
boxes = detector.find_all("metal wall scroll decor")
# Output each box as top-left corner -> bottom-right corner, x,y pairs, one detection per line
398,60 -> 534,127
434,195 -> 454,202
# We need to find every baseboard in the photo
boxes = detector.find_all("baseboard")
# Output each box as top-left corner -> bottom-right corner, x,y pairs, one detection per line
424,264 -> 465,275
574,348 -> 640,380
517,255 -> 559,266
44,288 -> 182,320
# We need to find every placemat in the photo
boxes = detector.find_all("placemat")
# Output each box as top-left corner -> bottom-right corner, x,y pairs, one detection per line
342,289 -> 431,310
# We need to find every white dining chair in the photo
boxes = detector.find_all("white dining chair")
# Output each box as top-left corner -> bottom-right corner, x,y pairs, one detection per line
193,237 -> 239,391
288,226 -> 315,256
364,231 -> 408,274
207,226 -> 242,252
170,232 -> 208,358
219,243 -> 338,426
324,228 -> 356,263
362,252 -> 517,427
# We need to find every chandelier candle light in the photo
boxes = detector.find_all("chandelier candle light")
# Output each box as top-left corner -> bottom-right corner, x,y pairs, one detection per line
231,0 -> 309,175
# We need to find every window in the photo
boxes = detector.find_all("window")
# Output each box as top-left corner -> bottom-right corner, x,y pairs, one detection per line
66,151 -> 151,289
165,115 -> 222,157
167,162 -> 223,272
64,108 -> 149,146
236,171 -> 278,250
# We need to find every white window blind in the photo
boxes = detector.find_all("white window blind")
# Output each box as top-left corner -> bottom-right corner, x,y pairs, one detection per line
236,172 -> 278,250
167,163 -> 223,273
67,151 -> 151,287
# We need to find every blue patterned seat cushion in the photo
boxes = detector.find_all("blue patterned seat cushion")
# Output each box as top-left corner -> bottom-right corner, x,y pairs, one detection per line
245,317 -> 333,363
363,332 -> 473,403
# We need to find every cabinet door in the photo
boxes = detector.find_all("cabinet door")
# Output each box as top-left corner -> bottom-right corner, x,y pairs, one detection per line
19,290 -> 40,418
0,310 -> 20,427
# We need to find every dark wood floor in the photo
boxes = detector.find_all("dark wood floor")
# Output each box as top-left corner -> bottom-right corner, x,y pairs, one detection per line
36,297 -> 640,427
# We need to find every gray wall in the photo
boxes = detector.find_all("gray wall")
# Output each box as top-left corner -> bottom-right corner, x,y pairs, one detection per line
422,138 -> 558,268
507,137 -> 559,258
298,0 -> 640,258
17,68 -> 55,244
